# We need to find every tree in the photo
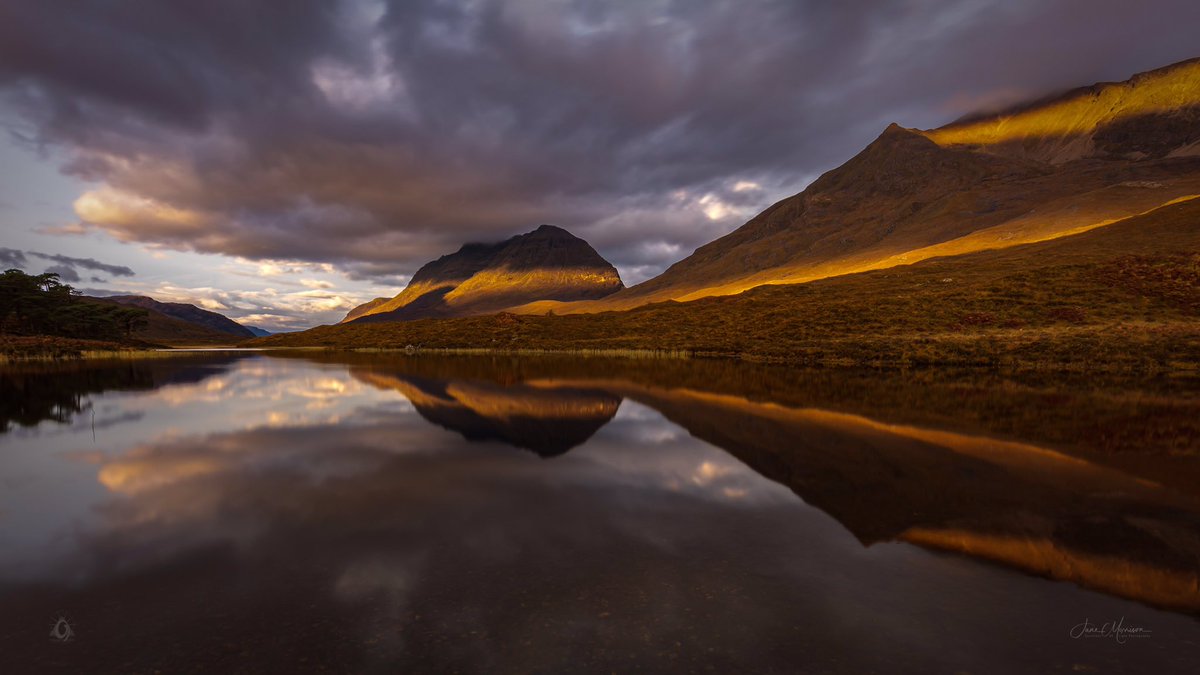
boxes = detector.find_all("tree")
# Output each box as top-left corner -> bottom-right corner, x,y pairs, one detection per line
0,268 -> 147,340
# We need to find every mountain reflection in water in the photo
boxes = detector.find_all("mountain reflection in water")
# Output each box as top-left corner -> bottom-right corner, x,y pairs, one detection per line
1,353 -> 1197,674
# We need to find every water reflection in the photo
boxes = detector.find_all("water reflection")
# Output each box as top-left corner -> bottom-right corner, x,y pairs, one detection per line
1,353 -> 1197,673
353,369 -> 621,456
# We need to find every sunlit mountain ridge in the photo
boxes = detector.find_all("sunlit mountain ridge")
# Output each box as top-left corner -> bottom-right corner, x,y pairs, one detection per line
342,224 -> 623,323
509,57 -> 1200,314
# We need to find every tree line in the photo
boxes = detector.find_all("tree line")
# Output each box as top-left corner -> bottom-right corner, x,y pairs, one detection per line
0,269 -> 148,341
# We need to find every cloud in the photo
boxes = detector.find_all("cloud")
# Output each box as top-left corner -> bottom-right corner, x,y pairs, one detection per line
43,264 -> 80,282
0,247 -> 132,283
28,251 -> 135,277
0,247 -> 26,268
140,282 -> 368,331
2,0 -> 1199,283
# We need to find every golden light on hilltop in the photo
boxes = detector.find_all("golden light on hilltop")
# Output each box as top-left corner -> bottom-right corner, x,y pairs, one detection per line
359,266 -> 623,320
519,186 -> 1200,315
924,60 -> 1200,149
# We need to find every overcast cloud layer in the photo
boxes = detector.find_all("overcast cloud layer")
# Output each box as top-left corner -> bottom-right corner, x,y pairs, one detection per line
2,0 -> 1199,291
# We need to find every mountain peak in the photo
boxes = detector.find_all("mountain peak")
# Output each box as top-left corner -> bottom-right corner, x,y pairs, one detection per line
343,225 -> 622,323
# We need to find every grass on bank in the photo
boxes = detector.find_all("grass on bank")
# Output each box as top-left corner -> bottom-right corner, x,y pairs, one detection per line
0,336 -> 248,363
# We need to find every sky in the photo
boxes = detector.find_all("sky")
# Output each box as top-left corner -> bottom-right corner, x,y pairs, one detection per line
1,0 -> 1198,331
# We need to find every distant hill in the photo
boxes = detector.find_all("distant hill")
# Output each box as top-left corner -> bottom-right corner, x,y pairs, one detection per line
83,297 -> 243,345
245,326 -> 272,337
344,225 -> 622,323
515,57 -> 1200,315
105,295 -> 255,338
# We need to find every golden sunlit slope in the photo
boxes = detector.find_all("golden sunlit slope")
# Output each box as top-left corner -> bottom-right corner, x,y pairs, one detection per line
341,297 -> 389,323
344,225 -> 622,323
514,58 -> 1200,316
925,57 -> 1200,162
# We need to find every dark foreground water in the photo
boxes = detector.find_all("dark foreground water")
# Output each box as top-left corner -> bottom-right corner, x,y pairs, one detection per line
1,352 -> 1198,674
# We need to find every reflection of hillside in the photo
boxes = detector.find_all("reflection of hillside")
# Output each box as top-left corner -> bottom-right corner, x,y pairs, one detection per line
351,369 -> 620,456
288,352 -> 1200,492
324,354 -> 1200,614
0,355 -> 246,432
596,381 -> 1200,612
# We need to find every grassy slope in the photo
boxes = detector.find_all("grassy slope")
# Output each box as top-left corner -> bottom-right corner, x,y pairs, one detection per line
250,198 -> 1200,369
2,302 -> 240,359
82,297 -> 240,346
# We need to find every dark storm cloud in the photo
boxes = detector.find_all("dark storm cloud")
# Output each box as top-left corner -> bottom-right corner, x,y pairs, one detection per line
28,251 -> 135,277
0,247 -> 26,268
43,264 -> 80,282
1,0 -> 1198,281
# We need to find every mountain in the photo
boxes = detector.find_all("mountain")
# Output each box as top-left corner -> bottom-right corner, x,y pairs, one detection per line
248,194 -> 1200,368
927,57 -> 1200,162
342,297 -> 389,323
82,296 -> 245,345
517,57 -> 1200,315
253,56 -> 1200,368
105,295 -> 256,338
245,326 -> 273,337
343,225 -> 623,323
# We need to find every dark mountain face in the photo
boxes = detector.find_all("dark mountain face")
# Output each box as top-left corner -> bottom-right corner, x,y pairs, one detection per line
106,295 -> 255,338
344,225 -> 623,323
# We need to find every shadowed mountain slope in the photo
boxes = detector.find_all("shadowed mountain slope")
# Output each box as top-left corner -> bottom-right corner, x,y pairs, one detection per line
82,296 -> 245,346
344,225 -> 623,323
104,295 -> 255,338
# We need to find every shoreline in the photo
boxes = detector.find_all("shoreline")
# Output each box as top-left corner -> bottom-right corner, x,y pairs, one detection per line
5,340 -> 1196,376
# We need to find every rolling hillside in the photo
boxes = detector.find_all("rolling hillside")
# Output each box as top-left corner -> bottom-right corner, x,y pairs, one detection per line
105,295 -> 255,338
84,297 -> 244,346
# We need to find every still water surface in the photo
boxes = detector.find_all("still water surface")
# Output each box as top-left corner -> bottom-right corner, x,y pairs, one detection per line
1,353 -> 1198,673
